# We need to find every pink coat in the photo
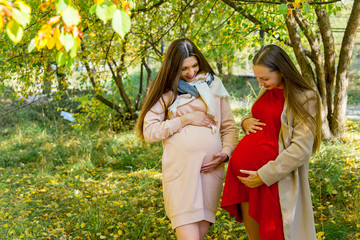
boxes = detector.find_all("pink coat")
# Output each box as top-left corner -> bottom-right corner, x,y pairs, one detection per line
143,76 -> 237,229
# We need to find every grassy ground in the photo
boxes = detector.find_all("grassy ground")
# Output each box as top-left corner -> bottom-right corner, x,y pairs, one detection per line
0,91 -> 359,239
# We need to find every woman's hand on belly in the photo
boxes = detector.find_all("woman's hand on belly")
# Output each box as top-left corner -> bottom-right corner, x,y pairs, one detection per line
242,118 -> 266,135
237,170 -> 264,188
200,152 -> 228,173
180,111 -> 216,129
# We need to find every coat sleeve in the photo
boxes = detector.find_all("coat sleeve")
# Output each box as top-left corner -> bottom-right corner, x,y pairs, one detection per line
257,91 -> 318,186
143,96 -> 183,143
219,97 -> 238,157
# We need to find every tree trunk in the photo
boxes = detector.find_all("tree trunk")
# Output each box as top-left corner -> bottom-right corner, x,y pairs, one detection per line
56,66 -> 66,92
216,57 -> 224,76
135,60 -> 144,110
115,35 -> 134,118
220,0 -> 358,140
332,0 -> 360,139
143,58 -> 152,95
291,9 -> 333,140
43,62 -> 52,95
285,13 -> 316,85
315,7 -> 336,126
80,41 -> 123,114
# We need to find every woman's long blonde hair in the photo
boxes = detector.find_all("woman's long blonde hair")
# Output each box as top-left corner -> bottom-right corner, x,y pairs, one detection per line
253,45 -> 322,153
136,38 -> 214,140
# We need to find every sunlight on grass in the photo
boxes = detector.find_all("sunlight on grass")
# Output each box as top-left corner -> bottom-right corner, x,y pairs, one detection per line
0,102 -> 359,239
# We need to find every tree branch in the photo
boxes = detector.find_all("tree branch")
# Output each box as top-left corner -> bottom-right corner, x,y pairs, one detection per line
221,0 -> 290,45
125,0 -> 194,68
293,9 -> 327,106
134,59 -> 144,110
284,9 -> 316,85
194,0 -> 220,36
132,0 -> 165,14
80,41 -> 123,114
315,6 -> 336,122
114,34 -> 134,117
232,0 -> 341,4
105,32 -> 116,61
332,0 -> 360,138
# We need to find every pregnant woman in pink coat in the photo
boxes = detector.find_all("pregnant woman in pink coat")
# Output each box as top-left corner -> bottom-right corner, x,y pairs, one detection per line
136,38 -> 237,239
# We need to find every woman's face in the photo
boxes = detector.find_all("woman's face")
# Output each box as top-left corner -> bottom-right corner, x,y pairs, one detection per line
253,64 -> 284,90
180,56 -> 200,82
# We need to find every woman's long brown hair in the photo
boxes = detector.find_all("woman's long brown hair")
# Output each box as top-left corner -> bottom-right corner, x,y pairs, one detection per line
253,45 -> 322,153
136,38 -> 214,140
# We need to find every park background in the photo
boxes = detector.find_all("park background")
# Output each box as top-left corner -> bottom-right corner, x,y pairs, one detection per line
0,0 -> 359,239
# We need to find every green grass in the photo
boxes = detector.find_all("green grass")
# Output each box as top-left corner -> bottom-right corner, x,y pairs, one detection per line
348,73 -> 360,105
0,90 -> 359,239
224,75 -> 261,102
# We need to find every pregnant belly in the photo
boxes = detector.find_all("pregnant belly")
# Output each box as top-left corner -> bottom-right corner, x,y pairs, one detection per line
165,125 -> 222,155
229,134 -> 279,176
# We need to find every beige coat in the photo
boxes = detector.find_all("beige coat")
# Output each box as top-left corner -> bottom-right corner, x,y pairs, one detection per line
143,76 -> 237,229
243,88 -> 317,240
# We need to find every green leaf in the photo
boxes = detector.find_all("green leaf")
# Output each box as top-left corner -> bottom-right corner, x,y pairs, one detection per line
70,37 -> 79,58
15,1 -> 31,15
66,56 -> 75,69
96,0 -> 117,24
60,31 -> 74,52
327,184 -> 334,195
62,6 -> 80,26
279,4 -> 288,15
14,1 -> 31,23
56,0 -> 69,14
56,51 -> 67,66
12,8 -> 29,28
112,9 -> 131,38
89,5 -> 96,15
64,33 -> 75,52
248,54 -> 253,61
304,3 -> 311,13
0,83 -> 5,93
6,20 -> 23,44
28,38 -> 36,53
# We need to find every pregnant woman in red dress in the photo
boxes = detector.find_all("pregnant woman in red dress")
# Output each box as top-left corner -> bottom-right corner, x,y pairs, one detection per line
221,45 -> 322,240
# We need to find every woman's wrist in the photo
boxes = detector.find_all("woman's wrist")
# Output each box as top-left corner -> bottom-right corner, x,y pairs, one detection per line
223,154 -> 229,163
180,115 -> 189,127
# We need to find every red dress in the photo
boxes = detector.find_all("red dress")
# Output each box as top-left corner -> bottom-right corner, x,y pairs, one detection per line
221,88 -> 285,240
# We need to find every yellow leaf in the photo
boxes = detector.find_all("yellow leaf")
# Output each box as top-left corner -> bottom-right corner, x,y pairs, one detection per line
97,0 -> 105,5
46,38 -> 55,50
0,0 -> 11,7
38,38 -> 48,49
77,37 -> 81,48
0,20 -> 3,30
54,27 -> 60,38
3,223 -> 9,228
56,38 -> 63,50
316,232 -> 325,237
81,223 -> 86,228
